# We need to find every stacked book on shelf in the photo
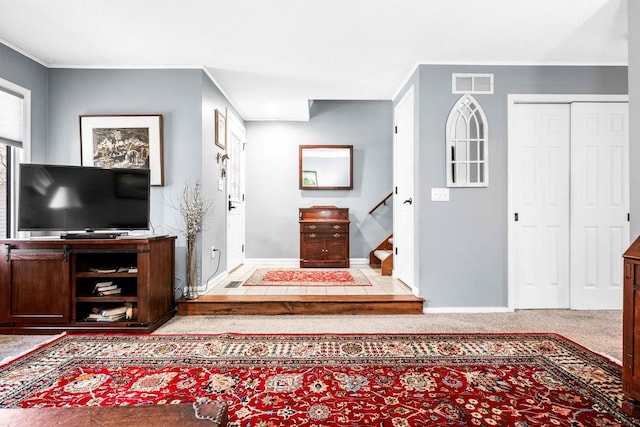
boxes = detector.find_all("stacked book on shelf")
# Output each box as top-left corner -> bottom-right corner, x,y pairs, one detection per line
93,281 -> 121,296
89,266 -> 137,273
82,265 -> 138,322
85,303 -> 136,322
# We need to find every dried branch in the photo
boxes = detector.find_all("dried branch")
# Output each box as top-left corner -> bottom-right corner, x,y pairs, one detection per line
178,181 -> 213,240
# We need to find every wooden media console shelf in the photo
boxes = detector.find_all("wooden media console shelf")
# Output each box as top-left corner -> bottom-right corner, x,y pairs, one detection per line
0,236 -> 176,334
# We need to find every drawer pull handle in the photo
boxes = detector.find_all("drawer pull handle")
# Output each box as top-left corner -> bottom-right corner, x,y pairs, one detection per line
333,225 -> 341,230
334,233 -> 341,238
309,225 -> 316,230
309,233 -> 316,238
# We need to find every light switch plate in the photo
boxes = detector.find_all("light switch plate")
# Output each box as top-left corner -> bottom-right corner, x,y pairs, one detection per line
431,188 -> 450,202
218,178 -> 224,191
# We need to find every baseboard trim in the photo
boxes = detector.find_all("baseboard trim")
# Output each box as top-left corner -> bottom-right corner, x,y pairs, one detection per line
243,258 -> 370,266
424,306 -> 514,314
243,258 -> 299,265
204,271 -> 229,292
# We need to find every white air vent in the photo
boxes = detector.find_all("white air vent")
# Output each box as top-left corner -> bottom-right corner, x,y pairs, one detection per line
452,73 -> 494,94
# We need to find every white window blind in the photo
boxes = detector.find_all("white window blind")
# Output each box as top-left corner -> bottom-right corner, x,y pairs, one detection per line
0,88 -> 24,147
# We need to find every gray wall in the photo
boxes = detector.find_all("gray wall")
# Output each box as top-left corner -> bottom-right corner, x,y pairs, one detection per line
245,100 -> 394,260
630,1 -> 640,240
0,54 -> 242,295
200,73 -> 243,288
2,39 -> 634,309
0,44 -> 48,162
45,68 -> 238,296
395,65 -> 628,308
47,69 -> 242,293
46,69 -> 202,294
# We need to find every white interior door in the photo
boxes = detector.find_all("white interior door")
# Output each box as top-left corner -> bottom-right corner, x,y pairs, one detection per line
570,102 -> 629,309
226,111 -> 245,272
509,99 -> 629,310
393,87 -> 416,293
510,103 -> 571,308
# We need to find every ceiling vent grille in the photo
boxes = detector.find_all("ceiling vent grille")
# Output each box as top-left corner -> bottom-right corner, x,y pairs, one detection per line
452,73 -> 494,94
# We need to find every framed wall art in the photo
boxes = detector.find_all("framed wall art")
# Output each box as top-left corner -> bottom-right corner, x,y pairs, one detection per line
299,145 -> 353,190
215,109 -> 226,149
302,170 -> 318,186
80,114 -> 164,186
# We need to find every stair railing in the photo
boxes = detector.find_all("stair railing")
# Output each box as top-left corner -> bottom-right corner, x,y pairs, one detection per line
369,192 -> 393,215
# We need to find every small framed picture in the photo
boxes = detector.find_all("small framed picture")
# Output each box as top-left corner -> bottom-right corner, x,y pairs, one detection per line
302,170 -> 318,186
215,109 -> 226,149
79,114 -> 164,186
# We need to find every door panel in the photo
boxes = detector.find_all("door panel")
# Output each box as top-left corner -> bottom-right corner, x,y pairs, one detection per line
510,101 -> 629,309
511,104 -> 571,308
301,238 -> 323,261
226,111 -> 245,272
326,239 -> 347,262
393,87 -> 416,293
570,102 -> 629,309
10,253 -> 69,323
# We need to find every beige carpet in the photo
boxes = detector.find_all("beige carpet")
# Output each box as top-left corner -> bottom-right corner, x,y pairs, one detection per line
0,309 -> 621,364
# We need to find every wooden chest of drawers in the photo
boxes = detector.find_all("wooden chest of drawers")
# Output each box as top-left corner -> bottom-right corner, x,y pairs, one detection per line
623,236 -> 640,417
299,206 -> 349,268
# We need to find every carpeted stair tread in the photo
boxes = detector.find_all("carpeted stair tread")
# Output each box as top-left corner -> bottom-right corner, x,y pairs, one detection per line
373,249 -> 393,262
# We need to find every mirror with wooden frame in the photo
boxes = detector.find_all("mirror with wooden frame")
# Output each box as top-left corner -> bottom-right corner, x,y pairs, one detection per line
299,145 -> 353,190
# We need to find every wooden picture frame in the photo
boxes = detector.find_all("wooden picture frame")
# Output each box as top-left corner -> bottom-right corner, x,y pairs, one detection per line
80,114 -> 164,186
302,170 -> 318,186
215,109 -> 226,149
299,145 -> 353,190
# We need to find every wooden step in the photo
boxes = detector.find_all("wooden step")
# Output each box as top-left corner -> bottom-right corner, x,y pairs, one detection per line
369,233 -> 394,276
177,294 -> 424,316
373,249 -> 393,262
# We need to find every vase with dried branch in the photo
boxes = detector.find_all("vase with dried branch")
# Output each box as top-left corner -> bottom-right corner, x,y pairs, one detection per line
179,181 -> 213,300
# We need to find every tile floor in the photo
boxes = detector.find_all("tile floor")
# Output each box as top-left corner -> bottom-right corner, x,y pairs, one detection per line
205,264 -> 413,296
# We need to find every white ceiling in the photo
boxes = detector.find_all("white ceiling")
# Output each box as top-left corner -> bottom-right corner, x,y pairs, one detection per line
0,0 -> 628,121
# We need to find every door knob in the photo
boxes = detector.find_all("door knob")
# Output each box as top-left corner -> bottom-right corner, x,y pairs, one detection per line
228,200 -> 236,210
403,198 -> 413,205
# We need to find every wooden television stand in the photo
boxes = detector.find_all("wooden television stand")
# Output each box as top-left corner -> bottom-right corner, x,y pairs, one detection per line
0,235 -> 176,334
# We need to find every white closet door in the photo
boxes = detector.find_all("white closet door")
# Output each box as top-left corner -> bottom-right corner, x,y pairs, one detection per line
570,103 -> 629,310
510,104 -> 571,308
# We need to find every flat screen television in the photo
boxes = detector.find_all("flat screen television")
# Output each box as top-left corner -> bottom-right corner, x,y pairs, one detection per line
18,163 -> 150,235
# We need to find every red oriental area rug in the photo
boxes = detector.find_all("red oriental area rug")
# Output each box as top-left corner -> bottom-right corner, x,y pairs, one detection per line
0,333 -> 636,426
243,268 -> 372,286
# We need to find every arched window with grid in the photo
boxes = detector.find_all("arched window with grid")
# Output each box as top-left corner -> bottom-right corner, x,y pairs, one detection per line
446,94 -> 488,187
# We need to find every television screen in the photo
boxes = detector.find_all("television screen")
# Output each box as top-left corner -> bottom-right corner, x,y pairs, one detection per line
18,164 -> 150,232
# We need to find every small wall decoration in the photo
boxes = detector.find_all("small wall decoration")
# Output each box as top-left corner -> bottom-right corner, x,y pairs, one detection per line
215,109 -> 226,149
302,170 -> 317,186
445,95 -> 488,187
299,145 -> 353,190
80,114 -> 164,186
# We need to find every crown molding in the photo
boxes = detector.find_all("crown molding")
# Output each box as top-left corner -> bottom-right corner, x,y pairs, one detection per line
0,38 -> 47,67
